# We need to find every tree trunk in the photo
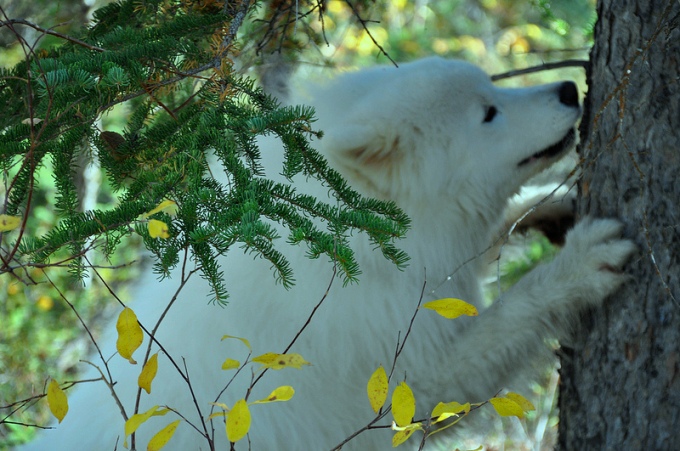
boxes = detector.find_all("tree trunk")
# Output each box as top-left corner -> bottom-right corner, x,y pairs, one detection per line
558,0 -> 680,449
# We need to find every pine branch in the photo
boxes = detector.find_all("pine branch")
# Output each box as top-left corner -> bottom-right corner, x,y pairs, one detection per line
0,0 -> 410,297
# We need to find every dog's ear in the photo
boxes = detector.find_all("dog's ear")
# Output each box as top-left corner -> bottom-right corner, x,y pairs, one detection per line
346,136 -> 402,167
322,126 -> 406,199
318,124 -> 405,197
324,124 -> 404,169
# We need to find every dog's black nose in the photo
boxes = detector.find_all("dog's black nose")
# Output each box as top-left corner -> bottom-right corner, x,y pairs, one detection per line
558,81 -> 579,107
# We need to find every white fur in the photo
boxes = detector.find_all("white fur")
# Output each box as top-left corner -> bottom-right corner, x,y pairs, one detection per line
23,57 -> 635,450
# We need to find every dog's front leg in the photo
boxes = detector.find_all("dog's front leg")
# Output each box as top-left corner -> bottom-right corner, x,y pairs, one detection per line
441,218 -> 635,402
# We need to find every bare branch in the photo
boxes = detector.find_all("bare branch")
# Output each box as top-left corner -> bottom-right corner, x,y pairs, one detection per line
0,18 -> 105,52
343,0 -> 397,67
491,59 -> 589,81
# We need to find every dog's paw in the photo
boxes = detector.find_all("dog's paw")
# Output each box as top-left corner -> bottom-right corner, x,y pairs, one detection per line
556,217 -> 637,306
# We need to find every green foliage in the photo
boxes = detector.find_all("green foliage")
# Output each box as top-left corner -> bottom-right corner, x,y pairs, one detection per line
0,0 -> 410,305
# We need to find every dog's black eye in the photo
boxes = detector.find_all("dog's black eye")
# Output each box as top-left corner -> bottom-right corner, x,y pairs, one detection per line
483,106 -> 498,123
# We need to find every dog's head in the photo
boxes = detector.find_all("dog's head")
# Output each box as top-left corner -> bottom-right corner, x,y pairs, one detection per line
310,57 -> 581,219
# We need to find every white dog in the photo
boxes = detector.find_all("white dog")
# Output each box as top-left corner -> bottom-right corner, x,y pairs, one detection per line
23,57 -> 635,450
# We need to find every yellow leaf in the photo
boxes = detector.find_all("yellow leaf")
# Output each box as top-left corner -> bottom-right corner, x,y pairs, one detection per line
226,399 -> 250,443
0,214 -> 21,232
209,402 -> 229,410
505,392 -> 535,413
46,379 -> 68,423
490,396 -> 525,418
221,358 -> 240,370
431,401 -> 470,422
124,406 -> 170,439
391,382 -> 416,428
221,334 -> 251,350
143,199 -> 178,218
391,429 -> 415,447
147,420 -> 181,451
117,307 -> 143,364
391,421 -> 423,432
391,422 -> 421,447
367,365 -> 389,413
148,219 -> 170,239
207,402 -> 229,421
252,352 -> 310,370
422,298 -> 478,319
138,353 -> 159,394
252,386 -> 295,404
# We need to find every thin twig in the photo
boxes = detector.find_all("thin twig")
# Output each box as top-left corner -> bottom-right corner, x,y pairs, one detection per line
87,255 -> 212,447
42,270 -> 113,383
246,264 -> 338,399
491,59 -> 589,81
343,0 -> 397,67
0,18 -> 106,52
388,273 -> 428,382
330,408 -> 392,450
332,273 -> 428,449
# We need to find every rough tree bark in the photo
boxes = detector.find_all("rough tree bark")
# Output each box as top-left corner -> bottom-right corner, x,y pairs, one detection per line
558,0 -> 680,449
